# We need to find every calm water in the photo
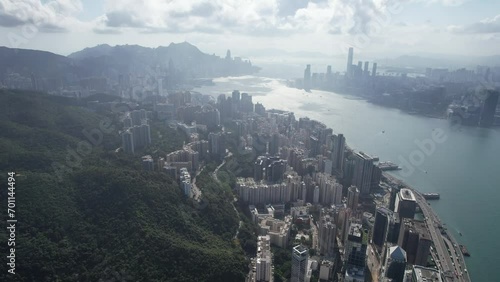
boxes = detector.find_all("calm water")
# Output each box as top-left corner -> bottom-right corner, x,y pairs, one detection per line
195,76 -> 500,281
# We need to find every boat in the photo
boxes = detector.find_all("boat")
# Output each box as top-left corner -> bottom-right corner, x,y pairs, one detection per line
459,244 -> 470,257
422,193 -> 440,200
378,161 -> 401,171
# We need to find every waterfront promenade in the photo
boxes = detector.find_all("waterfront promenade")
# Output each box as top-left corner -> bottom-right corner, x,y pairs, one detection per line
383,173 -> 470,282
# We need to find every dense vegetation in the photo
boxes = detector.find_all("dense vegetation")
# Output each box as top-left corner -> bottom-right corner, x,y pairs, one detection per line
0,90 -> 247,281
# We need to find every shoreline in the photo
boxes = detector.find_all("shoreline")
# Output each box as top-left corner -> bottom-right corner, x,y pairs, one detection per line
382,172 -> 471,281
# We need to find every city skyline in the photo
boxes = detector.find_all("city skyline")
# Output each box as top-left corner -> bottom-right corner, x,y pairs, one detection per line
0,0 -> 499,58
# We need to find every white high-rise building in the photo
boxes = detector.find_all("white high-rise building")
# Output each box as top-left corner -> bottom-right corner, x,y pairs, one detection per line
256,235 -> 272,282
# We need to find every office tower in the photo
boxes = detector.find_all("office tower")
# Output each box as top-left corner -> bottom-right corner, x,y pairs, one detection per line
291,245 -> 309,282
256,235 -> 272,282
344,222 -> 368,282
241,92 -> 254,113
346,47 -> 354,77
364,61 -> 369,76
352,152 -> 374,196
387,213 -> 401,244
304,64 -> 311,91
142,155 -> 154,171
398,219 -> 431,266
326,65 -> 333,84
371,166 -> 382,190
232,90 -> 241,111
357,61 -> 363,78
384,246 -> 407,282
121,129 -> 134,154
318,216 -> 337,257
394,188 -> 416,219
372,207 -> 393,249
347,186 -> 359,211
331,134 -> 346,175
225,49 -> 232,60
479,90 -> 499,127
372,63 -> 377,77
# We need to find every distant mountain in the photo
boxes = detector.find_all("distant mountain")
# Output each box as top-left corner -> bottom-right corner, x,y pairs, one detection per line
0,46 -> 86,81
0,42 -> 260,91
68,41 -> 259,78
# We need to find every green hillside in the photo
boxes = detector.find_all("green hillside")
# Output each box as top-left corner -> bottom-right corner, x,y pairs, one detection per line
0,90 -> 247,281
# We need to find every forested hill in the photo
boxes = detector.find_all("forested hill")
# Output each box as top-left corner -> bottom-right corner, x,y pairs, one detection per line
0,90 -> 247,281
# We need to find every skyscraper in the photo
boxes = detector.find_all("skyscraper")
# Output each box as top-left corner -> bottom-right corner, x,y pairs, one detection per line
346,47 -> 354,77
372,63 -> 378,77
398,219 -> 431,266
304,64 -> 311,91
318,216 -> 337,257
331,134 -> 346,175
395,188 -> 416,219
479,90 -> 499,127
363,61 -> 369,76
344,222 -> 367,282
352,152 -> 374,196
347,186 -> 359,211
372,207 -> 392,249
256,235 -> 272,282
384,246 -> 407,282
291,245 -> 309,282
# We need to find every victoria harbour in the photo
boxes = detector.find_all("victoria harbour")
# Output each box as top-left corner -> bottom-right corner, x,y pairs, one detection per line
195,75 -> 500,281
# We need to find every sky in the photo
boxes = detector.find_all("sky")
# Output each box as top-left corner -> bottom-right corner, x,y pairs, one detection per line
0,0 -> 499,59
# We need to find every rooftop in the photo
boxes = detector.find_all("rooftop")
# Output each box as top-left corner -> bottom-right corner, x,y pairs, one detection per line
413,266 -> 442,282
400,188 -> 416,202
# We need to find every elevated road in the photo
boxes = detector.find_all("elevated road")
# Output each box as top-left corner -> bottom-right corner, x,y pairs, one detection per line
382,173 -> 470,282
412,189 -> 470,282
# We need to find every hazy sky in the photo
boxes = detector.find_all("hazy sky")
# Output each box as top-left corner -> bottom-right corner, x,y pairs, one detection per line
0,0 -> 499,58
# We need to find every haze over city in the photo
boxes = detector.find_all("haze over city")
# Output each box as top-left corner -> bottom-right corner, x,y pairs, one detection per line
1,0 -> 500,58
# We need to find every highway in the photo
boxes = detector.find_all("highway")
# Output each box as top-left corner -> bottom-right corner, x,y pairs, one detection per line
412,189 -> 471,282
382,173 -> 470,282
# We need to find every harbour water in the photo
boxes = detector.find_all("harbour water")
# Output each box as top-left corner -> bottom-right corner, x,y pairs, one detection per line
194,75 -> 500,281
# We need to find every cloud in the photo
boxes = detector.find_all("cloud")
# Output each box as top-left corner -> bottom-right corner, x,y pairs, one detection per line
0,0 -> 83,32
449,14 -> 500,34
92,0 -> 407,37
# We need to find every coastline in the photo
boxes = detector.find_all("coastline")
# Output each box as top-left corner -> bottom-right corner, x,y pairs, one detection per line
382,172 -> 471,281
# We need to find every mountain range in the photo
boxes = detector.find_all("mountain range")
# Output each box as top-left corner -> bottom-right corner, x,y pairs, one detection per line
0,42 -> 260,91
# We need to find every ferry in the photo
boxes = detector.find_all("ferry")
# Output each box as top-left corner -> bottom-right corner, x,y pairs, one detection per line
378,161 -> 401,171
459,245 -> 471,257
422,193 -> 440,200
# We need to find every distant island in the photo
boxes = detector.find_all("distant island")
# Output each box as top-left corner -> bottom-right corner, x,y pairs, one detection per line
0,42 -> 260,96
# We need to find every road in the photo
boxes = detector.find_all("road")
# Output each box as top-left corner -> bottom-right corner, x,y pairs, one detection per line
382,173 -> 470,282
191,166 -> 205,201
210,152 -> 241,239
412,190 -> 470,282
